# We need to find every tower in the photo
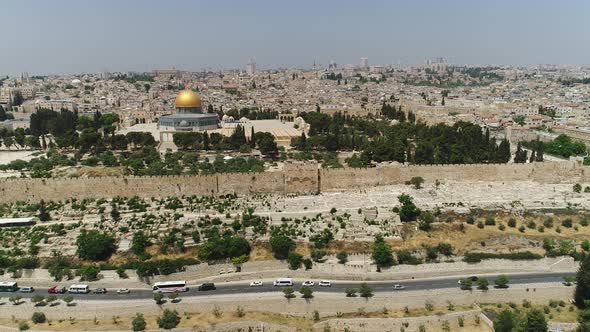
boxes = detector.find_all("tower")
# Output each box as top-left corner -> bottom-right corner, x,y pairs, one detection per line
246,58 -> 256,75
360,57 -> 369,70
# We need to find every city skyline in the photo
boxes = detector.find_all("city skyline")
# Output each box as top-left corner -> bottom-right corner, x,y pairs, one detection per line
1,0 -> 590,75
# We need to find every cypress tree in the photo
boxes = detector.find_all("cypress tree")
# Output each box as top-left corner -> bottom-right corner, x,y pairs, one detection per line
576,254 -> 590,307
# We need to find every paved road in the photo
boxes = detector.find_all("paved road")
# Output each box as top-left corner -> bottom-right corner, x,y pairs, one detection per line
4,272 -> 574,301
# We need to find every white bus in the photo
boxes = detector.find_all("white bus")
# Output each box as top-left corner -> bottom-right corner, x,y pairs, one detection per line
68,284 -> 89,294
273,278 -> 293,286
152,281 -> 188,293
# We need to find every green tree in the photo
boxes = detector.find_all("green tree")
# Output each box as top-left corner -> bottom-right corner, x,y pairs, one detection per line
31,312 -> 46,324
38,199 -> 51,222
359,283 -> 373,298
153,292 -> 164,305
372,235 -> 395,269
31,295 -> 45,307
493,309 -> 517,332
336,251 -> 348,264
398,194 -> 420,222
523,309 -> 547,332
494,275 -> 509,288
131,313 -> 147,331
269,233 -> 295,259
63,295 -> 74,306
157,309 -> 180,330
75,230 -> 117,261
576,254 -> 590,307
299,286 -> 314,298
131,231 -> 151,255
287,252 -> 303,270
282,287 -> 295,298
76,264 -> 100,281
477,278 -> 489,290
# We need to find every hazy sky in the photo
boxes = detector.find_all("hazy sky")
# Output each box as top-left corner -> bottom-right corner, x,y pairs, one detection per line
2,0 -> 589,75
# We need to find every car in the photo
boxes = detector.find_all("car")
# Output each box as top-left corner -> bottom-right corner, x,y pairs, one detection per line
198,283 -> 216,291
318,280 -> 332,287
249,281 -> 263,287
392,284 -> 405,290
116,288 -> 130,294
94,288 -> 107,294
48,286 -> 66,294
301,280 -> 315,287
20,286 -> 34,293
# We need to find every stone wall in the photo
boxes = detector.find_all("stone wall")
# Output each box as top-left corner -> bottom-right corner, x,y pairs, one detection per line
0,161 -> 588,203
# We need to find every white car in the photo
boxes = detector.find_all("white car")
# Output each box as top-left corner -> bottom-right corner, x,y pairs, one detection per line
392,284 -> 405,290
249,280 -> 263,287
301,280 -> 315,287
318,280 -> 332,287
116,288 -> 130,294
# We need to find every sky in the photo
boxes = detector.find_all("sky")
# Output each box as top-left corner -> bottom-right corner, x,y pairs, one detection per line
1,0 -> 589,75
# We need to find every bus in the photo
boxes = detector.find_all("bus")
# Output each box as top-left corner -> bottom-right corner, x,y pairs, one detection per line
0,281 -> 18,292
152,281 -> 188,293
68,284 -> 90,294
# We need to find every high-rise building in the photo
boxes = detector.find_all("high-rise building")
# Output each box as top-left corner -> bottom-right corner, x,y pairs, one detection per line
360,57 -> 369,70
246,58 -> 256,75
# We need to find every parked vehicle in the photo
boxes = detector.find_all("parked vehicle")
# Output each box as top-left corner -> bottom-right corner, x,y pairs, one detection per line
48,286 -> 66,294
68,284 -> 90,294
273,278 -> 293,287
116,288 -> 130,294
152,281 -> 188,293
20,286 -> 34,293
198,283 -> 216,291
0,281 -> 18,292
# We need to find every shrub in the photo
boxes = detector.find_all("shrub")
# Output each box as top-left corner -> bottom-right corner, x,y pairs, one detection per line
282,287 -> 295,298
463,251 -> 542,263
518,225 -> 526,233
562,218 -> 573,228
287,253 -> 304,270
299,286 -> 314,298
526,220 -> 536,229
75,230 -> 117,261
544,218 -> 554,228
359,283 -> 373,298
345,288 -> 357,297
477,221 -> 484,229
132,313 -> 146,331
157,309 -> 180,330
484,216 -> 496,226
303,258 -> 313,270
507,218 -> 517,228
31,312 -> 46,324
466,215 -> 475,225
336,251 -> 348,264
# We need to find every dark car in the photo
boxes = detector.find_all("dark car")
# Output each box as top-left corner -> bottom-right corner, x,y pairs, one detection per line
94,288 -> 107,294
198,283 -> 216,291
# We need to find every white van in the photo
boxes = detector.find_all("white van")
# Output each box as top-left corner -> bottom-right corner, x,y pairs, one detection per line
273,278 -> 293,286
68,284 -> 89,294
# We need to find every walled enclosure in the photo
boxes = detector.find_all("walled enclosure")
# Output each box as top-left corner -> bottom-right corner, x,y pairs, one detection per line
0,161 -> 588,203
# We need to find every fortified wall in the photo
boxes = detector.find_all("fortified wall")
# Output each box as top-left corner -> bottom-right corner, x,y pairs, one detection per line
0,161 -> 588,203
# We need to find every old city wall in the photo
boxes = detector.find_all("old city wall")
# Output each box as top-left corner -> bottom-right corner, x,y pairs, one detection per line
0,162 -> 588,203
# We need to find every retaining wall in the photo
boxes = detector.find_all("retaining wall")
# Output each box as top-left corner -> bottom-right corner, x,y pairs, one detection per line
0,161 -> 588,203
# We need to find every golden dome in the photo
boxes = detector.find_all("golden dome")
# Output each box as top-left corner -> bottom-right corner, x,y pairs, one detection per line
175,89 -> 202,108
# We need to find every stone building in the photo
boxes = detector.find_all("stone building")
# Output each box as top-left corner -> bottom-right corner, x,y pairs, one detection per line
158,89 -> 219,131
